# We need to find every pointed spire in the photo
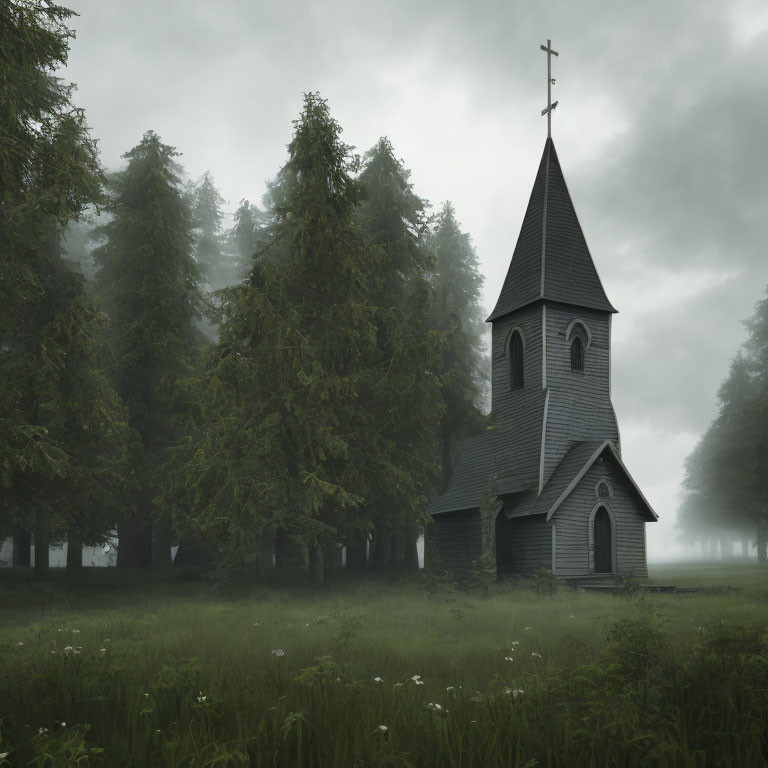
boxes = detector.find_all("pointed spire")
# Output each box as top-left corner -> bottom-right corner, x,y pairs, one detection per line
488,139 -> 616,321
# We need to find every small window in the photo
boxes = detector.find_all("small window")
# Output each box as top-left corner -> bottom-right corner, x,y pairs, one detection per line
509,330 -> 524,389
571,336 -> 585,371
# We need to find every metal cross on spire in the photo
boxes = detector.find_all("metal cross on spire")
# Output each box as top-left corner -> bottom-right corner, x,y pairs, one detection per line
540,39 -> 559,137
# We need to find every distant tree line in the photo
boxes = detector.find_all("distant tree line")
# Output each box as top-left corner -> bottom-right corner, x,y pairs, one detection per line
0,2 -> 488,581
678,293 -> 768,564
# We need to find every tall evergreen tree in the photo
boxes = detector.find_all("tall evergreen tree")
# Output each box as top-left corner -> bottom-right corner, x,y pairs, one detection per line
93,131 -> 202,568
191,172 -> 227,291
356,138 -> 444,569
0,0 -> 130,569
169,94 -> 387,581
679,292 -> 768,563
226,199 -> 263,284
428,203 -> 489,490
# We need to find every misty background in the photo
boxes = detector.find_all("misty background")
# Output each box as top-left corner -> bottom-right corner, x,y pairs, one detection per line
58,0 -> 768,562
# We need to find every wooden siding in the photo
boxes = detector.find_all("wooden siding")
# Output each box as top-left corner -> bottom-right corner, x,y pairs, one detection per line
489,304 -> 545,491
553,455 -> 648,577
542,303 -> 619,488
506,515 -> 552,574
426,510 -> 482,582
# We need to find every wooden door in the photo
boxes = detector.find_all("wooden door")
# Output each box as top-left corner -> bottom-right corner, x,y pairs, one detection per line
594,506 -> 612,573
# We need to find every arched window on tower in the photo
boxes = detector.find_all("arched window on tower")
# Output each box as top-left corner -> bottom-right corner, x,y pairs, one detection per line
568,322 -> 589,372
571,336 -> 585,371
509,330 -> 524,389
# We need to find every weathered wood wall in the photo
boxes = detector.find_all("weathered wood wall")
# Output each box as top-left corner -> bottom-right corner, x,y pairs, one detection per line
426,510 -> 481,582
506,514 -> 552,573
553,455 -> 648,577
491,304 -> 545,486
542,303 -> 619,488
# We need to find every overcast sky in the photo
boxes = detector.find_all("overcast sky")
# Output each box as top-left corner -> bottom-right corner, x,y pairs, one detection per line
61,0 -> 768,562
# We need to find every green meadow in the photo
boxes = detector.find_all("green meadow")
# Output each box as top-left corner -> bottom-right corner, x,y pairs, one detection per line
1,564 -> 767,767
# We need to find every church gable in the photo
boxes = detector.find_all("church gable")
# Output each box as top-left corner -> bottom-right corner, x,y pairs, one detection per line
550,444 -> 655,577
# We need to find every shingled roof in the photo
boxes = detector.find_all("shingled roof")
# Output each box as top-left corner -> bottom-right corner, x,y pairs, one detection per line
428,388 -> 548,516
487,138 -> 616,321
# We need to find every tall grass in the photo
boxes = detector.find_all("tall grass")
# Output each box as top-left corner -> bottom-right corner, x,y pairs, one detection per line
0,565 -> 766,766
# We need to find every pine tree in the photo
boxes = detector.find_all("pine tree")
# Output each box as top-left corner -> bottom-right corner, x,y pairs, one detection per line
93,131 -> 202,568
679,292 -> 768,563
169,94 -> 385,582
191,172 -> 228,291
227,199 -> 263,283
0,1 -> 130,570
428,203 -> 489,490
356,138 -> 444,569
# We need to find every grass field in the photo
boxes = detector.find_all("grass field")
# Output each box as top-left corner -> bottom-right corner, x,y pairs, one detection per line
1,563 -> 767,766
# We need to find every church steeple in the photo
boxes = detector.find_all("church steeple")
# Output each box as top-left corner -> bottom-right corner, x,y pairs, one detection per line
488,138 -> 616,321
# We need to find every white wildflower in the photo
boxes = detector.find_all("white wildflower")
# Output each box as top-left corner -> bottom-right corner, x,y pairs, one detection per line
377,725 -> 388,732
510,641 -> 520,646
63,645 -> 73,652
72,630 -> 80,634
504,656 -> 514,662
16,642 -> 23,647
271,648 -> 285,657
427,702 -> 442,712
0,752 -> 9,759
144,693 -> 150,698
446,686 -> 454,692
100,648 -> 106,653
373,676 -> 383,683
196,693 -> 207,703
531,652 -> 542,658
38,727 -> 49,735
524,626 -> 533,631
61,722 -> 66,727
411,674 -> 424,685
394,682 -> 403,688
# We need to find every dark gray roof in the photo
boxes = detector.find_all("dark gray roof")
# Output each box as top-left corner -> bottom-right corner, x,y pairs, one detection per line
504,440 -> 658,522
429,390 -> 547,516
487,139 -> 616,321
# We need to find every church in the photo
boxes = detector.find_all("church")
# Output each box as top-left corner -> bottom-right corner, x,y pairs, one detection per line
428,63 -> 657,580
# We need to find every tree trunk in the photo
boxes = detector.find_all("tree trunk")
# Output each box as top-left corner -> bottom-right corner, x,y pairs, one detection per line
390,532 -> 406,566
33,509 -> 49,573
12,531 -> 31,566
117,504 -> 153,568
66,532 -> 82,569
151,509 -> 172,568
757,524 -> 767,566
345,536 -> 368,570
404,524 -> 420,570
372,527 -> 392,570
254,532 -> 275,579
308,542 -> 324,585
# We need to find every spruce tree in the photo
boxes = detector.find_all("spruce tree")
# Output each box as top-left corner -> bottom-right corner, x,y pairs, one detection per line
356,138 -> 444,569
428,202 -> 489,490
679,292 -> 768,563
0,0 -> 130,569
93,131 -> 202,568
226,199 -> 263,284
170,94 -> 384,581
191,172 -> 227,291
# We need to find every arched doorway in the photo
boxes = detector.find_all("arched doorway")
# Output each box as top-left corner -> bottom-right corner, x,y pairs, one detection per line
593,506 -> 613,573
